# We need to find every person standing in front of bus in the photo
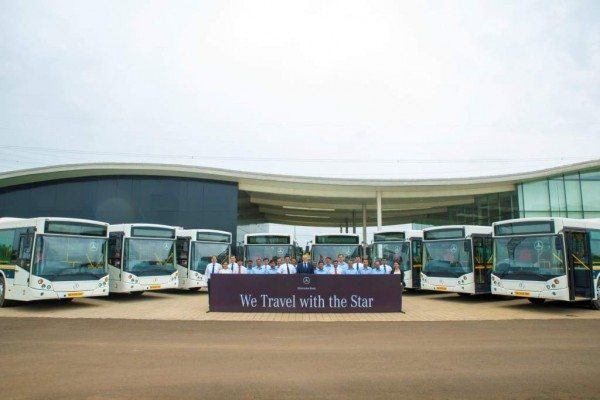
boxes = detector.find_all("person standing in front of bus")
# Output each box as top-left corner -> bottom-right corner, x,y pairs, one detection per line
297,254 -> 314,274
219,261 -> 232,274
323,257 -> 334,273
354,256 -> 364,270
392,260 -> 405,287
232,259 -> 248,274
381,258 -> 393,274
250,257 -> 266,274
314,260 -> 328,275
205,255 -> 222,294
337,254 -> 348,272
330,260 -> 343,275
278,255 -> 297,274
359,258 -> 372,275
344,259 -> 359,275
265,260 -> 279,274
371,260 -> 386,275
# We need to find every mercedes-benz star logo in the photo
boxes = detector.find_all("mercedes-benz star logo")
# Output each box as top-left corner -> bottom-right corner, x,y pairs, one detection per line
303,277 -> 311,285
534,241 -> 544,251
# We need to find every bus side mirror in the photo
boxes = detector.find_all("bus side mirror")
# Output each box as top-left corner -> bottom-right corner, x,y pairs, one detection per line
464,242 -> 471,252
555,237 -> 563,251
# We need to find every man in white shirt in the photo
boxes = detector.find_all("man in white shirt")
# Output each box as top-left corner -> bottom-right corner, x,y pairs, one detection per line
381,258 -> 393,274
354,256 -> 364,270
232,259 -> 248,274
205,255 -> 222,294
330,260 -> 343,275
205,256 -> 222,280
278,255 -> 297,274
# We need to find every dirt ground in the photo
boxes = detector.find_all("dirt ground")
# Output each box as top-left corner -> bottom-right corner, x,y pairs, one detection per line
1,317 -> 598,399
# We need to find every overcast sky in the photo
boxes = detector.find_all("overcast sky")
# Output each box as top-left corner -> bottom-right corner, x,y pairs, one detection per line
1,0 -> 599,178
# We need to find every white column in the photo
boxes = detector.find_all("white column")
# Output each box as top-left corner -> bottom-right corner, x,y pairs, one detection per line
376,190 -> 382,230
362,203 -> 367,246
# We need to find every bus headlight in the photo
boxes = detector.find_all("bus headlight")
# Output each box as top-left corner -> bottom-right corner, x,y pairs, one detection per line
553,279 -> 560,285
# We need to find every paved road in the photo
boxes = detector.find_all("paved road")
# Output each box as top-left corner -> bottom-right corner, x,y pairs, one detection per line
1,318 -> 599,399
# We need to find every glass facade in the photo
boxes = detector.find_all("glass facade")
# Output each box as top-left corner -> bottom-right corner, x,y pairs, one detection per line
518,169 -> 600,219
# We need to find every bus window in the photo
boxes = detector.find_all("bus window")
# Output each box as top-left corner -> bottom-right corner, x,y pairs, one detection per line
18,233 -> 33,271
108,233 -> 123,268
176,238 -> 189,267
411,240 -> 422,266
0,229 -> 15,265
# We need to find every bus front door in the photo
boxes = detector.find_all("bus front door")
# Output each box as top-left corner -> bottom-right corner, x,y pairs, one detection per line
411,240 -> 422,288
15,232 -> 33,287
565,231 -> 592,300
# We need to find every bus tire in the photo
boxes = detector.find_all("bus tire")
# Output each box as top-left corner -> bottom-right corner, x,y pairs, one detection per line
589,300 -> 600,310
189,287 -> 201,292
527,298 -> 546,305
458,293 -> 471,297
130,291 -> 145,296
0,276 -> 15,307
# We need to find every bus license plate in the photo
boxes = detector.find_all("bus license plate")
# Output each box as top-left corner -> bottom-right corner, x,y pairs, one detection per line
514,291 -> 530,297
67,292 -> 84,298
149,285 -> 161,289
435,286 -> 447,291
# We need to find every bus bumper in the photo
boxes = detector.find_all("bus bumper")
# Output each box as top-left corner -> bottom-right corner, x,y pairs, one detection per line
110,273 -> 179,293
178,275 -> 208,289
491,276 -> 570,301
420,274 -> 475,294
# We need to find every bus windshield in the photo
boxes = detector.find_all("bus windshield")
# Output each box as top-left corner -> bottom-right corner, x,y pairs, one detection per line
245,245 -> 293,261
124,238 -> 176,276
423,240 -> 471,278
374,242 -> 404,267
311,245 -> 360,263
191,242 -> 230,273
494,235 -> 565,281
33,235 -> 107,281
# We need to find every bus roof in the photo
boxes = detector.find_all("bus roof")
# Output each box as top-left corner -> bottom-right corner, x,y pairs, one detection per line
177,228 -> 232,243
492,217 -> 600,234
423,225 -> 492,238
372,229 -> 423,241
0,217 -> 109,230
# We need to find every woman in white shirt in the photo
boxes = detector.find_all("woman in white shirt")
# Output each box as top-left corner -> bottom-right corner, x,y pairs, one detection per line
393,260 -> 405,288
219,261 -> 233,274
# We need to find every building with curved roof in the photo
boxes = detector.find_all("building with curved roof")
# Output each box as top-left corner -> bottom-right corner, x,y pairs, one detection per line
0,159 -> 599,243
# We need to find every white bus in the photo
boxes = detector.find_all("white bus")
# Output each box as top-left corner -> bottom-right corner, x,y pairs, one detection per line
243,233 -> 297,263
372,230 -> 424,289
176,229 -> 231,290
310,234 -> 362,264
0,217 -> 109,307
492,217 -> 600,308
421,225 -> 493,296
107,223 -> 178,294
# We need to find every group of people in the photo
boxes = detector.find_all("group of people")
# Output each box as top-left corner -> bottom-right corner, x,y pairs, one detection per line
204,254 -> 405,282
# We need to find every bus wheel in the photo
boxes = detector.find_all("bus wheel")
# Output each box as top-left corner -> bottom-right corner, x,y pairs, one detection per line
589,300 -> 600,310
527,298 -> 546,305
0,276 -> 14,307
130,291 -> 145,296
458,293 -> 471,297
189,287 -> 201,292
